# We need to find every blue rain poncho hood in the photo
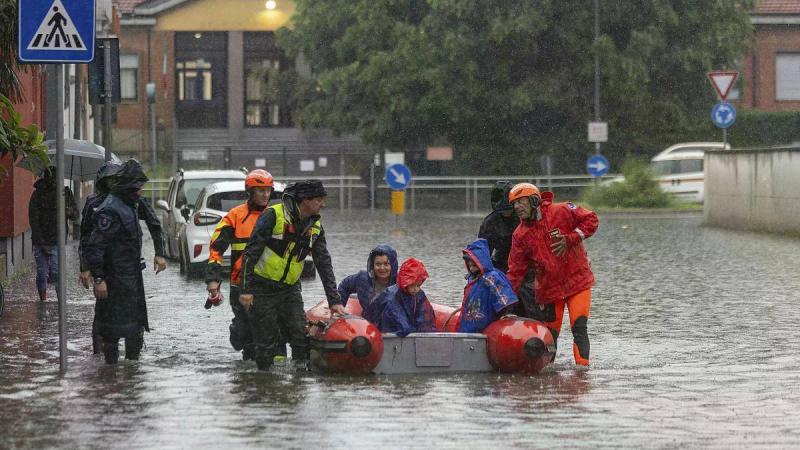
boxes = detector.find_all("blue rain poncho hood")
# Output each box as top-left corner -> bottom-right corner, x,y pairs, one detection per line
458,238 -> 518,333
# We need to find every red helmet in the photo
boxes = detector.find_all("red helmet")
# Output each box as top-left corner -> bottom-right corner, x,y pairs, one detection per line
508,183 -> 540,204
245,169 -> 273,189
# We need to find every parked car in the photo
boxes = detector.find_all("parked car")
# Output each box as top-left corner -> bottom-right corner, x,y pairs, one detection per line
604,142 -> 729,203
178,180 -> 285,276
155,169 -> 247,261
650,142 -> 729,203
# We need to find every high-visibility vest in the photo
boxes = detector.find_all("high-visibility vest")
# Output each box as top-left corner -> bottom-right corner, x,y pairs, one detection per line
254,203 -> 321,285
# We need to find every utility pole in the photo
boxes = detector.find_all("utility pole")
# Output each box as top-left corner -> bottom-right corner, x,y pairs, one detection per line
594,0 -> 600,156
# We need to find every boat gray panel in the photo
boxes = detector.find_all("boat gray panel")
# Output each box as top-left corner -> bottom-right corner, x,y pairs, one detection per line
373,332 -> 494,374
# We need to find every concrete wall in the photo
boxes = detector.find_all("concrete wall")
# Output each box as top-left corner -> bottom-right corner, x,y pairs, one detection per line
704,147 -> 800,233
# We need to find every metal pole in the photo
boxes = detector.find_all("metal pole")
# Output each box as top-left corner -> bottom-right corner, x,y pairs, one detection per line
369,160 -> 375,212
150,103 -> 157,204
723,127 -> 727,149
56,65 -> 67,374
594,0 -> 600,157
103,40 -> 112,162
339,150 -> 345,211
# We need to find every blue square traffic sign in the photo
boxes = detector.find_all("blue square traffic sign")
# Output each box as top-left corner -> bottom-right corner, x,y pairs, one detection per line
18,0 -> 96,63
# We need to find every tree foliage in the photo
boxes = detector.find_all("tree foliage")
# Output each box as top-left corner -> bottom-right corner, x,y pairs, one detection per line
581,158 -> 672,208
280,0 -> 754,173
0,0 -> 48,169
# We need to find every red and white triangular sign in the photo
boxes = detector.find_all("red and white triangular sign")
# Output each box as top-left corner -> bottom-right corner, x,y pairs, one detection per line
707,71 -> 739,101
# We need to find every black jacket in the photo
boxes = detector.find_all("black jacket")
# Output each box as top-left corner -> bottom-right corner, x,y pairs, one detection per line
84,192 -> 149,338
79,194 -> 165,271
241,207 -> 341,306
477,210 -> 519,273
29,179 -> 77,246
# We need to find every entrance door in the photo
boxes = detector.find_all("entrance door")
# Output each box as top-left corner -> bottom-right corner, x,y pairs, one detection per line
175,32 -> 227,128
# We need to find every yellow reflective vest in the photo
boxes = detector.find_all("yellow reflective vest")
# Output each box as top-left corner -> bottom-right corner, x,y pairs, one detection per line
253,203 -> 321,285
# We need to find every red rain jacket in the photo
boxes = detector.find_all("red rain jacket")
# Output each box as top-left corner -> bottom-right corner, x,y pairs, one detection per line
507,192 -> 598,304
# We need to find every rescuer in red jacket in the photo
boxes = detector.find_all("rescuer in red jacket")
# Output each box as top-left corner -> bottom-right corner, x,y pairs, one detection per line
506,183 -> 599,366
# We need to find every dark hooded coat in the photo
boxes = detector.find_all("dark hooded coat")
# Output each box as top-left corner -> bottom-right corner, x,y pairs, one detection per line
83,162 -> 150,339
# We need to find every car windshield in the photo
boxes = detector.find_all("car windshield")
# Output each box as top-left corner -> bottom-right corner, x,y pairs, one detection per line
205,190 -> 248,212
177,179 -> 232,208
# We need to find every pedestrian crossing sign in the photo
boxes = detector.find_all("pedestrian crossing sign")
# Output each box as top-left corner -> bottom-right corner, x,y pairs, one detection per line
18,0 -> 96,63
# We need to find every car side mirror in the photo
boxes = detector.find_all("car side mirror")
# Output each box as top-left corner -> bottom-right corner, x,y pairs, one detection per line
156,200 -> 169,212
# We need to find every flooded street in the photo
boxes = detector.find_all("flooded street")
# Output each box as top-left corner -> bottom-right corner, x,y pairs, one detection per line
2,210 -> 800,449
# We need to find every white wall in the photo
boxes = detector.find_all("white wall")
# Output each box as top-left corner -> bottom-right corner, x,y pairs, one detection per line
704,148 -> 800,233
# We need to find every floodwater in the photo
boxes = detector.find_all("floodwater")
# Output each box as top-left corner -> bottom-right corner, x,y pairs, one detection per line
2,211 -> 800,449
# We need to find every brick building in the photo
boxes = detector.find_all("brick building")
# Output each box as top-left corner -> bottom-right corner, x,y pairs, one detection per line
114,0 -> 371,176
741,0 -> 800,110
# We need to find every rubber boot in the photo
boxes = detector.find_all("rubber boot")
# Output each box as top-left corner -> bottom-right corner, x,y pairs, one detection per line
253,344 -> 273,372
103,338 -> 120,364
38,290 -> 47,302
125,333 -> 144,360
571,316 -> 590,366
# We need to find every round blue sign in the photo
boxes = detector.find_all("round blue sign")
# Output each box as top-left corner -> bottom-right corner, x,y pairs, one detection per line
711,102 -> 736,129
385,163 -> 412,190
586,154 -> 610,177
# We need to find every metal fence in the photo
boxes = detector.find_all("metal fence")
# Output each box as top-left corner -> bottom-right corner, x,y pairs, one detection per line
142,174 -> 620,213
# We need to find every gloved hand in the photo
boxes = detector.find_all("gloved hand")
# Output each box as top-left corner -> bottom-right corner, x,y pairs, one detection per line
205,281 -> 223,309
205,290 -> 224,309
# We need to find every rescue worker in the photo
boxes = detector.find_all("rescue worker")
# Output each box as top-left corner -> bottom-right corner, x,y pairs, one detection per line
205,169 -> 278,361
337,244 -> 399,319
478,180 -> 518,272
457,238 -> 518,333
240,180 -> 344,371
79,162 -> 167,355
478,180 -> 537,318
506,183 -> 598,366
84,160 -> 167,364
372,257 -> 436,336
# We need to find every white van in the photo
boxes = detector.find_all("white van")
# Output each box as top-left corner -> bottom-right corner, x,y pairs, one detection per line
649,142 -> 729,203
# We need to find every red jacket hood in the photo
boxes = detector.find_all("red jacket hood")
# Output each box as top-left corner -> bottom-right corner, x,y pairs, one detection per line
397,257 -> 428,292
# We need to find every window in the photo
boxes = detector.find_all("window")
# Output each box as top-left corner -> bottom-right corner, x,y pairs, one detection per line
205,190 -> 248,212
243,32 -> 292,127
776,53 -> 800,100
177,59 -> 213,101
120,54 -> 139,101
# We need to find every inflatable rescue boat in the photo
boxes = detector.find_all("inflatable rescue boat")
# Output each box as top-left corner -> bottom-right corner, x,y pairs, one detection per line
306,297 -> 555,375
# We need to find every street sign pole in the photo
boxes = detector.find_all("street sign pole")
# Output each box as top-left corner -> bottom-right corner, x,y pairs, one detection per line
55,65 -> 67,374
103,40 -> 112,161
19,0 -> 97,375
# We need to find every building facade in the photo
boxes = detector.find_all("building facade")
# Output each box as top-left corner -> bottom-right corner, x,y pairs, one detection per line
741,1 -> 800,111
115,0 -> 371,176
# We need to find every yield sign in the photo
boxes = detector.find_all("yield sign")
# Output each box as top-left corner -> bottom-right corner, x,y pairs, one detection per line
707,71 -> 739,101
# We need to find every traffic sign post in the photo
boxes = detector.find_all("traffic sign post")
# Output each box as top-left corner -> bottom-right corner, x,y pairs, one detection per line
385,164 -> 412,215
711,101 -> 736,149
707,71 -> 739,150
586,154 -> 610,178
19,0 -> 97,375
707,71 -> 739,101
18,0 -> 96,63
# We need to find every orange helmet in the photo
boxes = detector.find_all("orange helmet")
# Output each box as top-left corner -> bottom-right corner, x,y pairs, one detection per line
508,183 -> 541,204
245,169 -> 273,189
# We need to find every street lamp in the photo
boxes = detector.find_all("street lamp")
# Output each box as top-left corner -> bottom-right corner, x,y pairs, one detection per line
265,0 -> 277,10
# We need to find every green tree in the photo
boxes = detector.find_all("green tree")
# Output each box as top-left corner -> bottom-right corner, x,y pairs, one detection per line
280,0 -> 754,173
0,0 -> 48,170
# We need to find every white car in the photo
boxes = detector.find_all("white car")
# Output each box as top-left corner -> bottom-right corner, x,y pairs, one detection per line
650,142 -> 729,203
179,180 -> 285,276
155,169 -> 247,263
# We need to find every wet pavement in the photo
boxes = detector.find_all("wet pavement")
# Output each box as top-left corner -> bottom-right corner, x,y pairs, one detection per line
2,210 -> 800,449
